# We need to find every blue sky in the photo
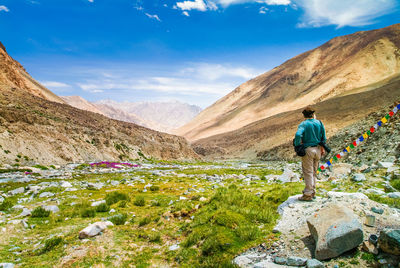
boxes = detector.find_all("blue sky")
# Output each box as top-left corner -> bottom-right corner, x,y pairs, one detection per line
0,0 -> 399,108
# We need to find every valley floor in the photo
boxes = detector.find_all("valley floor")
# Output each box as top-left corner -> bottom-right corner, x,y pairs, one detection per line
0,160 -> 399,267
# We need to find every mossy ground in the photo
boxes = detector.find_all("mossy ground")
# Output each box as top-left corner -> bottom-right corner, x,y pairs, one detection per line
0,161 -> 303,267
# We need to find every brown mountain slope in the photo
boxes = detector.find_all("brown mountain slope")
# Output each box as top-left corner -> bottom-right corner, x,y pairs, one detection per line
0,85 -> 198,165
0,44 -> 198,165
193,75 -> 400,160
61,96 -> 105,115
176,23 -> 400,141
0,41 -> 65,104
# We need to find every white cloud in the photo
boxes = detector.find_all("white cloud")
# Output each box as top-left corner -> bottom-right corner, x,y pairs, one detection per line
145,13 -> 161,21
176,0 -> 208,11
294,0 -> 397,28
76,63 -> 262,97
41,81 -> 70,88
88,0 -> 94,2
182,11 -> 190,16
174,0 -> 289,12
259,6 -> 268,13
0,5 -> 9,12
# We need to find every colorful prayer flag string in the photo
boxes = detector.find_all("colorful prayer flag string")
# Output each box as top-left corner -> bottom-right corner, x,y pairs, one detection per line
317,103 -> 400,173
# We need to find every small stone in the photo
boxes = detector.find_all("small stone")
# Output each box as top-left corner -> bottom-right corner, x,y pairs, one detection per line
352,174 -> 366,182
169,244 -> 180,251
43,205 -> 59,213
60,181 -> 72,188
306,259 -> 324,268
378,162 -> 394,168
39,192 -> 54,198
91,200 -> 106,207
286,256 -> 307,266
79,221 -> 113,239
199,197 -> 207,202
253,261 -> 285,268
371,207 -> 384,214
19,208 -> 31,217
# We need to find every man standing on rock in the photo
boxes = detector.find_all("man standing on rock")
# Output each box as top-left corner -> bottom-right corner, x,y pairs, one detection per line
294,107 -> 326,201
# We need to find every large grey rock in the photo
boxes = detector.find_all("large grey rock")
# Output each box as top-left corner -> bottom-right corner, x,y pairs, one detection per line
378,229 -> 400,255
352,173 -> 366,182
79,221 -> 113,239
253,261 -> 290,268
306,204 -> 363,260
233,256 -> 252,267
286,256 -> 307,266
91,200 -> 106,207
60,181 -> 72,188
387,192 -> 400,199
277,168 -> 300,183
9,187 -> 25,196
39,192 -> 55,198
0,263 -> 14,268
43,205 -> 59,213
19,208 -> 32,217
378,162 -> 394,168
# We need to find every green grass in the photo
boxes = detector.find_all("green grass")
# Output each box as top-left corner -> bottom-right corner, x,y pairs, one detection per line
367,193 -> 400,209
95,203 -> 110,212
0,199 -> 14,212
134,196 -> 146,206
31,207 -> 51,218
40,236 -> 64,254
105,191 -> 129,205
391,179 -> 400,191
108,213 -> 128,225
32,164 -> 49,170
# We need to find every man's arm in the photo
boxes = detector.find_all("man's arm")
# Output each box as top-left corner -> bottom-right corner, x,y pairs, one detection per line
294,124 -> 304,146
320,121 -> 327,143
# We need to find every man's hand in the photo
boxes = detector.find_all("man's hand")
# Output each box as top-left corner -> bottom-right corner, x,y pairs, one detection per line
320,146 -> 326,156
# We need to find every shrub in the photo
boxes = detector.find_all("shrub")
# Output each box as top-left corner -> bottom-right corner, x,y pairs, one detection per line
201,232 -> 233,256
31,207 -> 50,218
106,191 -> 129,205
75,163 -> 90,170
33,165 -> 49,170
108,213 -> 128,225
81,208 -> 96,218
95,203 -> 110,212
118,200 -> 127,208
149,232 -> 161,243
0,199 -> 13,212
41,236 -> 63,254
235,225 -> 261,242
138,216 -> 151,227
149,185 -> 160,192
134,196 -> 145,207
391,179 -> 400,191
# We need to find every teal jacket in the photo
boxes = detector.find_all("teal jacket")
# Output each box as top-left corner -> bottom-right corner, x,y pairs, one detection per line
294,119 -> 326,148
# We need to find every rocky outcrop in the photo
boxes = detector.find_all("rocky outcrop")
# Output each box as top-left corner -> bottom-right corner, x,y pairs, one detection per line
79,221 -> 114,239
306,205 -> 363,260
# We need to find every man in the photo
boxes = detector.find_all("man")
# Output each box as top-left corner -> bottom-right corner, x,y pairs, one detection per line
294,107 -> 326,201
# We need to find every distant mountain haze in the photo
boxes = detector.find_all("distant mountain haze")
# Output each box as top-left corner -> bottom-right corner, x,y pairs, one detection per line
177,23 -> 400,142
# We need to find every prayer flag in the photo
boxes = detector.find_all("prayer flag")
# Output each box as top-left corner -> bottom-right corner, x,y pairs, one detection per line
352,141 -> 357,147
370,127 -> 375,133
367,130 -> 371,136
336,154 -> 341,159
339,152 -> 345,157
333,156 -> 338,161
389,111 -> 394,117
394,107 -> 398,114
385,114 -> 390,120
378,121 -> 383,126
382,117 -> 388,124
327,161 -> 331,166
397,103 -> 400,110
363,133 -> 368,139
318,168 -> 322,172
346,146 -> 351,152
350,144 -> 355,149
359,136 -> 364,142
320,166 -> 325,170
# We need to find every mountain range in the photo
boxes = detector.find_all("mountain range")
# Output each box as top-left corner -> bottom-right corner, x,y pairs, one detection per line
61,97 -> 202,134
177,23 -> 400,159
0,42 -> 198,165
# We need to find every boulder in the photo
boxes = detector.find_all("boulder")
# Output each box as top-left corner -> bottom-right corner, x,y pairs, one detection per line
43,205 -> 59,213
378,229 -> 400,255
19,208 -> 32,217
286,256 -> 307,266
387,192 -> 400,199
39,192 -> 55,198
306,204 -> 363,260
352,173 -> 366,182
233,256 -> 252,267
253,261 -> 290,268
60,181 -> 73,188
378,162 -> 394,168
78,221 -> 113,239
0,263 -> 14,268
9,187 -> 25,196
277,168 -> 300,183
